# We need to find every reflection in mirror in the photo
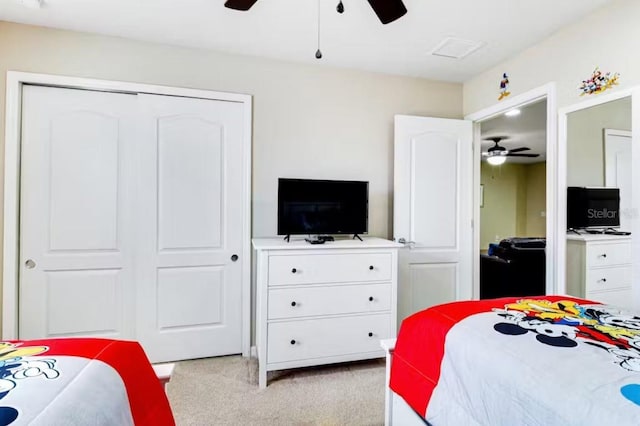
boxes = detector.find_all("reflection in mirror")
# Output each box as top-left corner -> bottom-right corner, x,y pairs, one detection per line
565,96 -> 633,309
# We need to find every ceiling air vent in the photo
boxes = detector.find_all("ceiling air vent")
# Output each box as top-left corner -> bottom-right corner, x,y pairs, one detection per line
430,37 -> 485,59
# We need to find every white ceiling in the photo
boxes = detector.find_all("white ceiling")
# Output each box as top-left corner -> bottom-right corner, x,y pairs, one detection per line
480,99 -> 547,164
0,0 -> 611,82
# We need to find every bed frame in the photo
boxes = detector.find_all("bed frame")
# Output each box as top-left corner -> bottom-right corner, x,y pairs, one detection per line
152,363 -> 175,392
381,339 -> 427,426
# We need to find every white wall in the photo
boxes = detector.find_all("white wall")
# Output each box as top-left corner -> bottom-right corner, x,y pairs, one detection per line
0,21 -> 462,241
463,0 -> 640,113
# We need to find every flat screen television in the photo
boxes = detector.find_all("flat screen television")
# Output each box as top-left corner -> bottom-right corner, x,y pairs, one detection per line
278,178 -> 368,236
567,186 -> 620,229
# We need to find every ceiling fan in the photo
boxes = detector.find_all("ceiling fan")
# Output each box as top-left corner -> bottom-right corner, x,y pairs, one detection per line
224,0 -> 408,25
482,136 -> 540,165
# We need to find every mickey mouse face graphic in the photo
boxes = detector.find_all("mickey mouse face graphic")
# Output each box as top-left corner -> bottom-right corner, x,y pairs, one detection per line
494,313 -> 578,348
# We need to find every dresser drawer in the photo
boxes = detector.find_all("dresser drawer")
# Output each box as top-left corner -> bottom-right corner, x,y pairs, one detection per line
586,288 -> 633,309
586,243 -> 632,268
268,253 -> 392,286
267,314 -> 391,364
586,266 -> 631,292
268,283 -> 391,320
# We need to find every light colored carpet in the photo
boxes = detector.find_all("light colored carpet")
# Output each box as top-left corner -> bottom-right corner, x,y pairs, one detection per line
167,355 -> 386,426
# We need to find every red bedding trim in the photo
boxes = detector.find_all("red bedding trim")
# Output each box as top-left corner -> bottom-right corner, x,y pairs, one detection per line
13,338 -> 174,426
389,296 -> 593,417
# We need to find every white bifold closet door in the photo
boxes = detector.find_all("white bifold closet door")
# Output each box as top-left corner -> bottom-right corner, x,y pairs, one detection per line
19,85 -> 244,363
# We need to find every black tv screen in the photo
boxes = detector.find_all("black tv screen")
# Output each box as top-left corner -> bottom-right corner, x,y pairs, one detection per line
278,178 -> 368,235
567,187 -> 620,229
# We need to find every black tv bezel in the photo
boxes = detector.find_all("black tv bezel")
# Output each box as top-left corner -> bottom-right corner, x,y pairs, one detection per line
277,178 -> 369,236
567,186 -> 621,230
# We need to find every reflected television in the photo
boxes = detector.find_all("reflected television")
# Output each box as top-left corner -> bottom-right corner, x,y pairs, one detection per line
567,186 -> 620,229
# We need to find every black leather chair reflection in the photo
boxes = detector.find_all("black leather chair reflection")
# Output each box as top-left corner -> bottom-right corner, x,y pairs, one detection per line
480,238 -> 546,299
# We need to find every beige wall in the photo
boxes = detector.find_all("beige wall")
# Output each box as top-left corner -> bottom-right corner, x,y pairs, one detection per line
480,161 -> 546,250
0,21 -> 463,335
0,20 -> 462,241
463,0 -> 640,114
525,162 -> 547,236
567,97 -> 631,187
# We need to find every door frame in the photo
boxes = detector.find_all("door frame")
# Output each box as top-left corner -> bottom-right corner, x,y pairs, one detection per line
465,83 -> 557,299
556,86 -> 640,300
3,71 -> 253,356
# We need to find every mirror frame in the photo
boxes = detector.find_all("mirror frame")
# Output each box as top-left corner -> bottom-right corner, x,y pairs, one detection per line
557,86 -> 640,308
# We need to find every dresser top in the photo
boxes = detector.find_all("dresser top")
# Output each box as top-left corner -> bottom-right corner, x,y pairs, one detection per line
566,233 -> 631,242
252,236 -> 402,250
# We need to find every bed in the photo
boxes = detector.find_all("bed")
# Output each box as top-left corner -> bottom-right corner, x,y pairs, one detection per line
383,296 -> 640,425
0,338 -> 174,425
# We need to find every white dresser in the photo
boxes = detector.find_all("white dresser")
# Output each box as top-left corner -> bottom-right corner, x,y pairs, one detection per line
566,234 -> 632,309
252,237 -> 401,388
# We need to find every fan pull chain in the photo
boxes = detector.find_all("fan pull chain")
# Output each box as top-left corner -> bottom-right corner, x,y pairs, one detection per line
315,0 -> 322,59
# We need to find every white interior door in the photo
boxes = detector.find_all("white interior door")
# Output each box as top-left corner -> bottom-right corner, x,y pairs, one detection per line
136,94 -> 245,362
19,85 -> 138,340
393,115 -> 473,322
604,129 -> 632,232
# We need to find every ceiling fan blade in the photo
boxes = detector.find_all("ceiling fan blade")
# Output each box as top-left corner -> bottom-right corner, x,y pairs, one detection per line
506,153 -> 540,157
483,136 -> 508,143
367,0 -> 407,24
507,147 -> 530,153
224,0 -> 259,11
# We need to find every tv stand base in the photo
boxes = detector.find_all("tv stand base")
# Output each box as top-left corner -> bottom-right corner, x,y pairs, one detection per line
352,234 -> 363,241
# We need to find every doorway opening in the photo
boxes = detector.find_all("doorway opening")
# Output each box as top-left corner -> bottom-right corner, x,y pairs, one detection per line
465,83 -> 557,300
478,99 -> 547,299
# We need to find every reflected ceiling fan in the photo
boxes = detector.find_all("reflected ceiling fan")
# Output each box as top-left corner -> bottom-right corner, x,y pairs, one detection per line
224,0 -> 408,24
482,136 -> 539,165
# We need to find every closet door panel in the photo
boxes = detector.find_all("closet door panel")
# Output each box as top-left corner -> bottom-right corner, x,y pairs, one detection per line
19,86 -> 137,340
137,94 -> 245,362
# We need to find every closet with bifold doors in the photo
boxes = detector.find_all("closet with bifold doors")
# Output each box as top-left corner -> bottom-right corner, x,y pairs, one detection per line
18,84 -> 248,363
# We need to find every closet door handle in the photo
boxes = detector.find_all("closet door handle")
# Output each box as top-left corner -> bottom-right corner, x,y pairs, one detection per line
25,259 -> 36,269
